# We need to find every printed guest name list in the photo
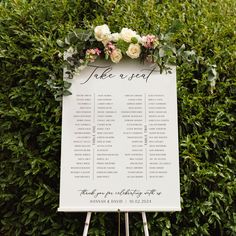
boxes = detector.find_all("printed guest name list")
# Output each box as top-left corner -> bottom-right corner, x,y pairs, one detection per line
59,60 -> 181,212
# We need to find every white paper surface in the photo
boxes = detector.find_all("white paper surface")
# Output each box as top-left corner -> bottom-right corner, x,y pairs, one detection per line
58,59 -> 181,212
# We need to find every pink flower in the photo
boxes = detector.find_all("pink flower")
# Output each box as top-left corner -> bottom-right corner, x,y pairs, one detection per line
94,48 -> 101,55
142,35 -> 159,49
86,48 -> 101,56
85,48 -> 101,62
107,42 -> 116,51
105,42 -> 116,55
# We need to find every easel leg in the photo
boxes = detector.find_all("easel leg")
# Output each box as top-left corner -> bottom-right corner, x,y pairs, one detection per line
83,212 -> 92,236
142,212 -> 149,236
125,212 -> 129,236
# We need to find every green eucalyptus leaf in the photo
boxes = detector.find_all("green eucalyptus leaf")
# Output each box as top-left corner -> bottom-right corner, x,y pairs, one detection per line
63,81 -> 72,90
73,29 -> 93,42
63,89 -> 72,96
56,39 -> 64,48
159,47 -> 165,57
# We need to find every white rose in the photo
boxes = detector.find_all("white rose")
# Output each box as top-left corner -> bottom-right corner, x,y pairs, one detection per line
109,33 -> 120,42
101,37 -> 110,46
94,24 -> 111,42
140,36 -> 147,46
110,49 -> 122,63
126,43 -> 141,59
120,28 -> 137,42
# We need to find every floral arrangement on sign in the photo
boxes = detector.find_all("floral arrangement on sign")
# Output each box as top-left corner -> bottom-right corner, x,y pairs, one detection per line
83,24 -> 160,63
57,24 -> 176,80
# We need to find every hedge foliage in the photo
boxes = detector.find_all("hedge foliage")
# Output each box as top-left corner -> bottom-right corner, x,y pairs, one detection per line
0,0 -> 235,235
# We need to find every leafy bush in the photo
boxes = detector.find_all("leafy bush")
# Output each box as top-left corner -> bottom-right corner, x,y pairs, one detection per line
0,0 -> 235,235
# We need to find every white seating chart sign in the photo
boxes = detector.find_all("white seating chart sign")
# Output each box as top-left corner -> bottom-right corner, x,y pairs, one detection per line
58,59 -> 181,212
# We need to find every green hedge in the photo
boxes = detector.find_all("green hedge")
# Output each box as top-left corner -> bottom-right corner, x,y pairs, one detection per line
0,0 -> 235,235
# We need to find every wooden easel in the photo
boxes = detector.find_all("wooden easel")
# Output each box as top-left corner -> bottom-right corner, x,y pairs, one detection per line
82,212 -> 149,236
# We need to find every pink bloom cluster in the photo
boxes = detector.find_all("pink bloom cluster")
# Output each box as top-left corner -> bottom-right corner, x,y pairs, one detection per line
105,42 -> 116,55
85,48 -> 101,62
143,35 -> 158,49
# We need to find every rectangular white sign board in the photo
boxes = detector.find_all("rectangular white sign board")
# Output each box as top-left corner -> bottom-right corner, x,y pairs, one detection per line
59,59 -> 181,212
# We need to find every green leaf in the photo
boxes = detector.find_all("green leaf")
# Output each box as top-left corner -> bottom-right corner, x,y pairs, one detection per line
159,47 -> 165,57
73,29 -> 93,42
63,90 -> 72,96
116,39 -> 129,54
63,81 -> 72,90
56,39 -> 65,47
131,36 -> 138,44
